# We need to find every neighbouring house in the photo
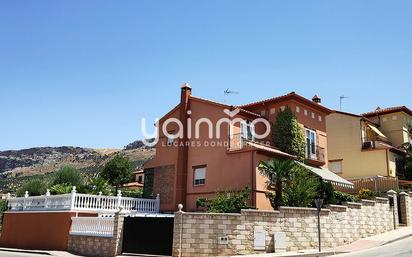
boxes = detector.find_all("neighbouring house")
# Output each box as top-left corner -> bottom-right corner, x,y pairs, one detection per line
326,106 -> 412,190
143,84 -> 353,212
122,170 -> 145,190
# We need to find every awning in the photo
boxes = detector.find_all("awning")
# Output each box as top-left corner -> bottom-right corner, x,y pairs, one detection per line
296,162 -> 354,188
367,123 -> 387,139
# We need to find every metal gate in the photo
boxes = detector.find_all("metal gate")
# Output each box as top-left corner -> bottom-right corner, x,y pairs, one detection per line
122,215 -> 174,256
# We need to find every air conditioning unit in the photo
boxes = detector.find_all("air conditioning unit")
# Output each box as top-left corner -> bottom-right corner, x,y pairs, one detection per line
362,141 -> 372,149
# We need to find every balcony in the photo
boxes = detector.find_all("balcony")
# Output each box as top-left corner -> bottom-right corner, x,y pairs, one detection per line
361,137 -> 391,150
305,145 -> 325,165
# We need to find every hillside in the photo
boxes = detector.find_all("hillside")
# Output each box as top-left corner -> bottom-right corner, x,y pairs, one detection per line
0,141 -> 155,193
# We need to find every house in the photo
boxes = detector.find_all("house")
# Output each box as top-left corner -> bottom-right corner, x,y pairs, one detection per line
326,106 -> 412,187
143,84 -> 352,212
122,170 -> 144,190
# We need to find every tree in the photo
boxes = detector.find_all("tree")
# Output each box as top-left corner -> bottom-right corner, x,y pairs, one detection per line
272,107 -> 306,161
399,123 -> 412,179
100,154 -> 133,190
52,165 -> 83,187
258,158 -> 296,210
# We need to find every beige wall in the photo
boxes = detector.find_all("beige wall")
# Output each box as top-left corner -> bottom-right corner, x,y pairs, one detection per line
376,112 -> 412,148
326,113 -> 390,178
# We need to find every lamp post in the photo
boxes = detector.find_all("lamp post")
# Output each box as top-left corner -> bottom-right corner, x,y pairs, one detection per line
314,195 -> 324,253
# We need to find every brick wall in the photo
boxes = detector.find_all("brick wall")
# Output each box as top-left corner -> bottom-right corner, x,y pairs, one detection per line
173,196 -> 396,257
68,213 -> 124,257
153,165 -> 175,205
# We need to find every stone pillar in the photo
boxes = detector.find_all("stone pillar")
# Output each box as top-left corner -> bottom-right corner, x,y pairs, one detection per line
111,210 -> 126,256
387,190 -> 398,229
399,192 -> 411,226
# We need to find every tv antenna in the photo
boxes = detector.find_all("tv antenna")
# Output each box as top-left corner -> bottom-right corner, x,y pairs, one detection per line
224,88 -> 239,103
224,88 -> 239,96
340,95 -> 349,111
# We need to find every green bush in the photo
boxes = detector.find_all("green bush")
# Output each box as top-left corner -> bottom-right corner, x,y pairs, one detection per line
0,199 -> 7,232
52,166 -> 83,187
281,167 -> 319,207
318,181 -> 336,205
334,191 -> 358,204
196,187 -> 253,213
84,176 -> 114,195
50,184 -> 73,195
16,179 -> 48,197
121,188 -> 143,198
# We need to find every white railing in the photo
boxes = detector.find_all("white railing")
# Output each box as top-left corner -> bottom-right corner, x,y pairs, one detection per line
6,187 -> 160,213
69,217 -> 114,237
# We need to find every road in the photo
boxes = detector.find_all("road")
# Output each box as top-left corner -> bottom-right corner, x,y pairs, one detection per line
0,251 -> 48,257
335,237 -> 412,257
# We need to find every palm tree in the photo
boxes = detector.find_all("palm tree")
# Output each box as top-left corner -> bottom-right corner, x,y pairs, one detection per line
258,158 -> 296,210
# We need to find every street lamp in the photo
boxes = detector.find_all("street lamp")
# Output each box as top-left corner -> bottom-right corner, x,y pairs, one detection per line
314,194 -> 325,253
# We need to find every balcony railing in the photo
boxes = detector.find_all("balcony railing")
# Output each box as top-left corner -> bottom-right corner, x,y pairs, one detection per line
69,217 -> 114,237
228,133 -> 273,151
305,145 -> 325,163
6,187 -> 160,213
361,137 -> 391,150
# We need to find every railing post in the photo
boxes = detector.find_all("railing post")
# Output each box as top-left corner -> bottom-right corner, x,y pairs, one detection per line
45,189 -> 50,209
23,191 -> 29,210
6,193 -> 11,210
117,190 -> 122,210
71,186 -> 77,210
156,194 -> 160,213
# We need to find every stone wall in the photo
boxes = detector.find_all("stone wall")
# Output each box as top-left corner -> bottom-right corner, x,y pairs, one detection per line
153,165 -> 175,205
173,196 -> 396,257
68,213 -> 125,257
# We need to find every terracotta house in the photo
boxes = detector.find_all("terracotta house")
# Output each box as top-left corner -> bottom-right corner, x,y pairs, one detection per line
144,84 -> 351,212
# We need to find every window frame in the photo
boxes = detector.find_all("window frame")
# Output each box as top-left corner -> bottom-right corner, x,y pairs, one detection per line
193,165 -> 207,186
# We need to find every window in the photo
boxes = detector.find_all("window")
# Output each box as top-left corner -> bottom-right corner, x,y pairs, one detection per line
383,117 -> 388,122
304,109 -> 308,116
280,106 -> 286,111
311,112 -> 315,119
296,106 -> 300,113
261,110 -> 266,116
241,120 -> 254,141
194,166 -> 206,185
318,115 -> 322,122
305,128 -> 316,159
392,115 -> 397,121
270,108 -> 276,114
137,175 -> 143,184
329,160 -> 342,174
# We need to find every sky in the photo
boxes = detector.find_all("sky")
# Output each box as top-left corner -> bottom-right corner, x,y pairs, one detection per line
0,0 -> 411,150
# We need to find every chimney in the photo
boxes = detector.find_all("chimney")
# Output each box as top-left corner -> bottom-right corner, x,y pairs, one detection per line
180,82 -> 192,105
312,94 -> 321,104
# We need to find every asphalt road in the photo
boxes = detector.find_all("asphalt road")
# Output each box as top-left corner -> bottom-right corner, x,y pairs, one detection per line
335,237 -> 412,257
0,251 -> 48,257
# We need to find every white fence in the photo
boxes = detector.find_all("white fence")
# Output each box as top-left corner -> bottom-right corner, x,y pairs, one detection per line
6,187 -> 160,213
69,217 -> 114,237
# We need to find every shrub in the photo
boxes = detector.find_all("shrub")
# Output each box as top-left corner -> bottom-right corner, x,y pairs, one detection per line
50,184 -> 73,195
16,179 -> 48,197
358,188 -> 375,199
121,188 -> 143,198
84,176 -> 114,195
0,199 -> 7,232
196,187 -> 253,213
52,166 -> 83,187
281,167 -> 319,207
318,181 -> 336,205
334,191 -> 358,204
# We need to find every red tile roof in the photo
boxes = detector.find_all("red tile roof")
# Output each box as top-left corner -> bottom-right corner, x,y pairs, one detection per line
362,106 -> 412,117
240,91 -> 333,114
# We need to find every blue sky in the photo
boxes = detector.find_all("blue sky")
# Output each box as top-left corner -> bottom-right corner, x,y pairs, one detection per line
0,0 -> 411,150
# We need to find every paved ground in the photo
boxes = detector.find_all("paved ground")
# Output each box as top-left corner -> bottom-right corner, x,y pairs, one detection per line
333,237 -> 412,257
0,250 -> 49,257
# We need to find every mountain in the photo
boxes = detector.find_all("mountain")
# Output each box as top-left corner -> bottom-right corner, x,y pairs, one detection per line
0,141 -> 155,193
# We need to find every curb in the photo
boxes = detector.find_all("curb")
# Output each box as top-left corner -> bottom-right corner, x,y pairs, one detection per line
0,247 -> 51,255
382,233 -> 412,246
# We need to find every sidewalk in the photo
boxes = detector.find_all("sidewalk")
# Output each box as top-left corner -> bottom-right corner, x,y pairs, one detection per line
0,248 -> 84,257
221,226 -> 412,257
